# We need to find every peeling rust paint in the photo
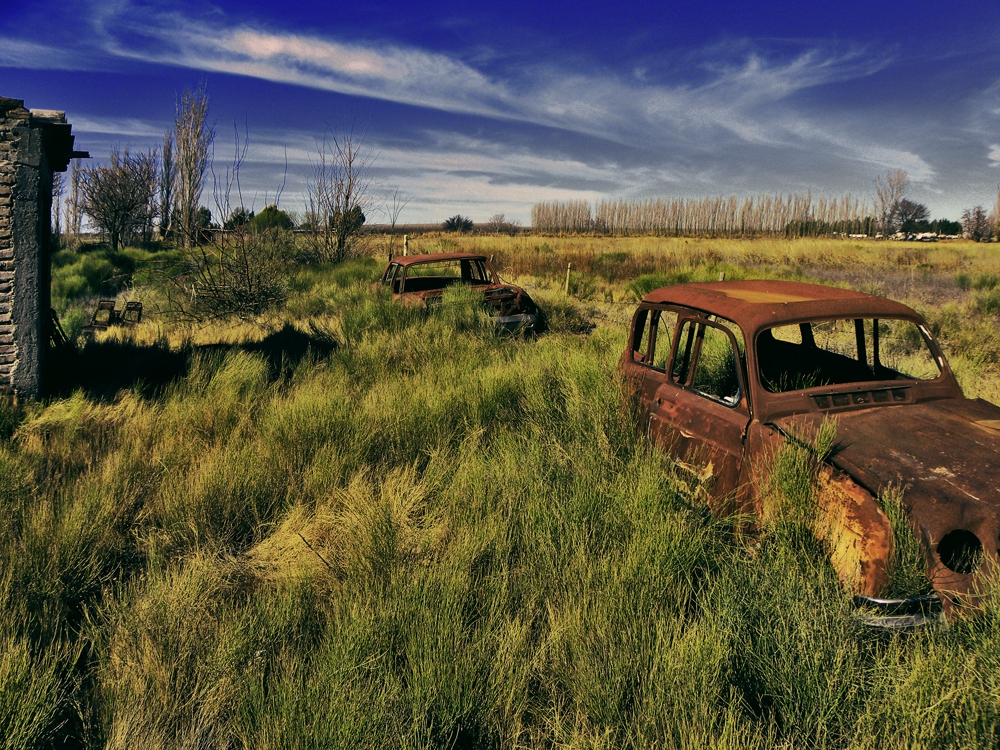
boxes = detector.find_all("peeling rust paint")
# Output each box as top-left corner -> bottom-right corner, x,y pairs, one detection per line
813,466 -> 892,597
621,279 -> 1000,617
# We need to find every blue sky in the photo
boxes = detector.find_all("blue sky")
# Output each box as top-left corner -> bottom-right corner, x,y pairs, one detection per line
3,0 -> 1000,224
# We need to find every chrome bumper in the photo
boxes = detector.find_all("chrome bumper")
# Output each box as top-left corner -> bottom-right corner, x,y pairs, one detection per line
852,594 -> 945,629
494,313 -> 537,332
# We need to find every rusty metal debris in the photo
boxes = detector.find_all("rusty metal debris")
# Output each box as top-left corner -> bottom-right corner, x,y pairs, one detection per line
621,279 -> 1000,625
82,299 -> 143,336
46,308 -> 73,351
376,252 -> 542,332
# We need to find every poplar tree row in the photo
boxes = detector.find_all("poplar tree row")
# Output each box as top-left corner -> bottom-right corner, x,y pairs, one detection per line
531,192 -> 876,237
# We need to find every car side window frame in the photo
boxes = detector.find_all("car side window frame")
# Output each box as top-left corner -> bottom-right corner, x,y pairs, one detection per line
383,264 -> 403,292
670,315 -> 749,410
630,304 -> 684,369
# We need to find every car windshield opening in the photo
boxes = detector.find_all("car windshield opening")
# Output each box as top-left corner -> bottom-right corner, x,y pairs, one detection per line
758,318 -> 941,393
404,260 -> 489,281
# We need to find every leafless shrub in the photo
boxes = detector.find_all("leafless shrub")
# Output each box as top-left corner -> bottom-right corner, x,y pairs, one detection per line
486,213 -> 521,235
66,158 -> 84,242
80,146 -> 158,252
992,183 -> 1000,239
380,185 -> 409,261
306,128 -> 377,263
164,123 -> 289,321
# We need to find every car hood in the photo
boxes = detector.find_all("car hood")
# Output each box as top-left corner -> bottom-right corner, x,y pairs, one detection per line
773,398 -> 1000,509
772,398 -> 1000,593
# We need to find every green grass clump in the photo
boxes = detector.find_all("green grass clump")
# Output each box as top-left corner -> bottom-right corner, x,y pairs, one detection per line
974,286 -> 1000,316
880,486 -> 933,599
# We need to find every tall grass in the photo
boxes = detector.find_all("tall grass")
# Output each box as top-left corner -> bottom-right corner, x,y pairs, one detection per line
7,243 -> 1000,747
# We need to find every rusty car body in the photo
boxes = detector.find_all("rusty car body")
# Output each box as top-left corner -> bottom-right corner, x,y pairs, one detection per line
377,253 -> 541,332
620,279 -> 1000,626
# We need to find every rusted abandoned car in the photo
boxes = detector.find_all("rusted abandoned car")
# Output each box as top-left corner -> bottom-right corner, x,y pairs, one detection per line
621,279 -> 1000,626
377,252 -> 542,331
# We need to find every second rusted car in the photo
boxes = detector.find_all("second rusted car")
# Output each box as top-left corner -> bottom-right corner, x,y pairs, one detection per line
378,252 -> 542,332
621,279 -> 1000,626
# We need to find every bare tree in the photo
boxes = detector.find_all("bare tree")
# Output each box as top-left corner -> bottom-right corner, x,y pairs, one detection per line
874,169 -> 909,237
80,146 -> 158,253
67,158 -> 84,238
380,184 -> 409,260
174,86 -> 214,248
486,213 -> 521,235
308,127 -> 377,263
160,130 -> 174,238
961,206 -> 990,241
51,172 -> 63,247
993,183 -> 1000,240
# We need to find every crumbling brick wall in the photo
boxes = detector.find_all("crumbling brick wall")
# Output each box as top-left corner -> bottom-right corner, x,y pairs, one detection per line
0,96 -> 82,398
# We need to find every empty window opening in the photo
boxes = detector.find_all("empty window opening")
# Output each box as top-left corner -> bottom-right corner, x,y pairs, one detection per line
632,308 -> 679,371
673,320 -> 742,406
759,318 -> 941,393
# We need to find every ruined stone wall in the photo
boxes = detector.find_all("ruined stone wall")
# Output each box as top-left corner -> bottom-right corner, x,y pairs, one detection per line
0,103 -> 24,394
0,97 -> 79,398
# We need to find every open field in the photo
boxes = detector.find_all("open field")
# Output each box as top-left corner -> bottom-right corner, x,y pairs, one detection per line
5,235 -> 1000,748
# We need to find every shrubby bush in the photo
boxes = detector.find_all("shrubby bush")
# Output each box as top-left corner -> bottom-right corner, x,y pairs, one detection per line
442,214 -> 473,233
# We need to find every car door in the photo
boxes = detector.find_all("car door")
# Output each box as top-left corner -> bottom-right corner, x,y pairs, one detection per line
622,305 -> 681,427
647,315 -> 752,511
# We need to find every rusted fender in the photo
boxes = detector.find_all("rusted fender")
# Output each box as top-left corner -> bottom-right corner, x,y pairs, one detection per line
813,466 -> 892,597
745,424 -> 892,597
776,400 -> 1000,611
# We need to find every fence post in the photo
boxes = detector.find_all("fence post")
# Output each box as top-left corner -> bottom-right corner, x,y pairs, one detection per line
565,262 -> 572,295
403,234 -> 409,256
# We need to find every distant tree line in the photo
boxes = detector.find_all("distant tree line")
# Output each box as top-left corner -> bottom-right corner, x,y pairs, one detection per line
531,172 -> 992,240
531,193 -> 876,237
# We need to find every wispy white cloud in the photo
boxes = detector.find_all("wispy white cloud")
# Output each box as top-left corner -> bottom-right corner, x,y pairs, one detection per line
990,143 -> 1000,166
0,37 -> 99,71
79,2 -> 922,177
72,115 -> 167,138
99,16 -> 519,121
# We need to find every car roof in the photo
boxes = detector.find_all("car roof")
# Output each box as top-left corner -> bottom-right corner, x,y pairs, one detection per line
641,280 -> 920,332
390,252 -> 488,266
